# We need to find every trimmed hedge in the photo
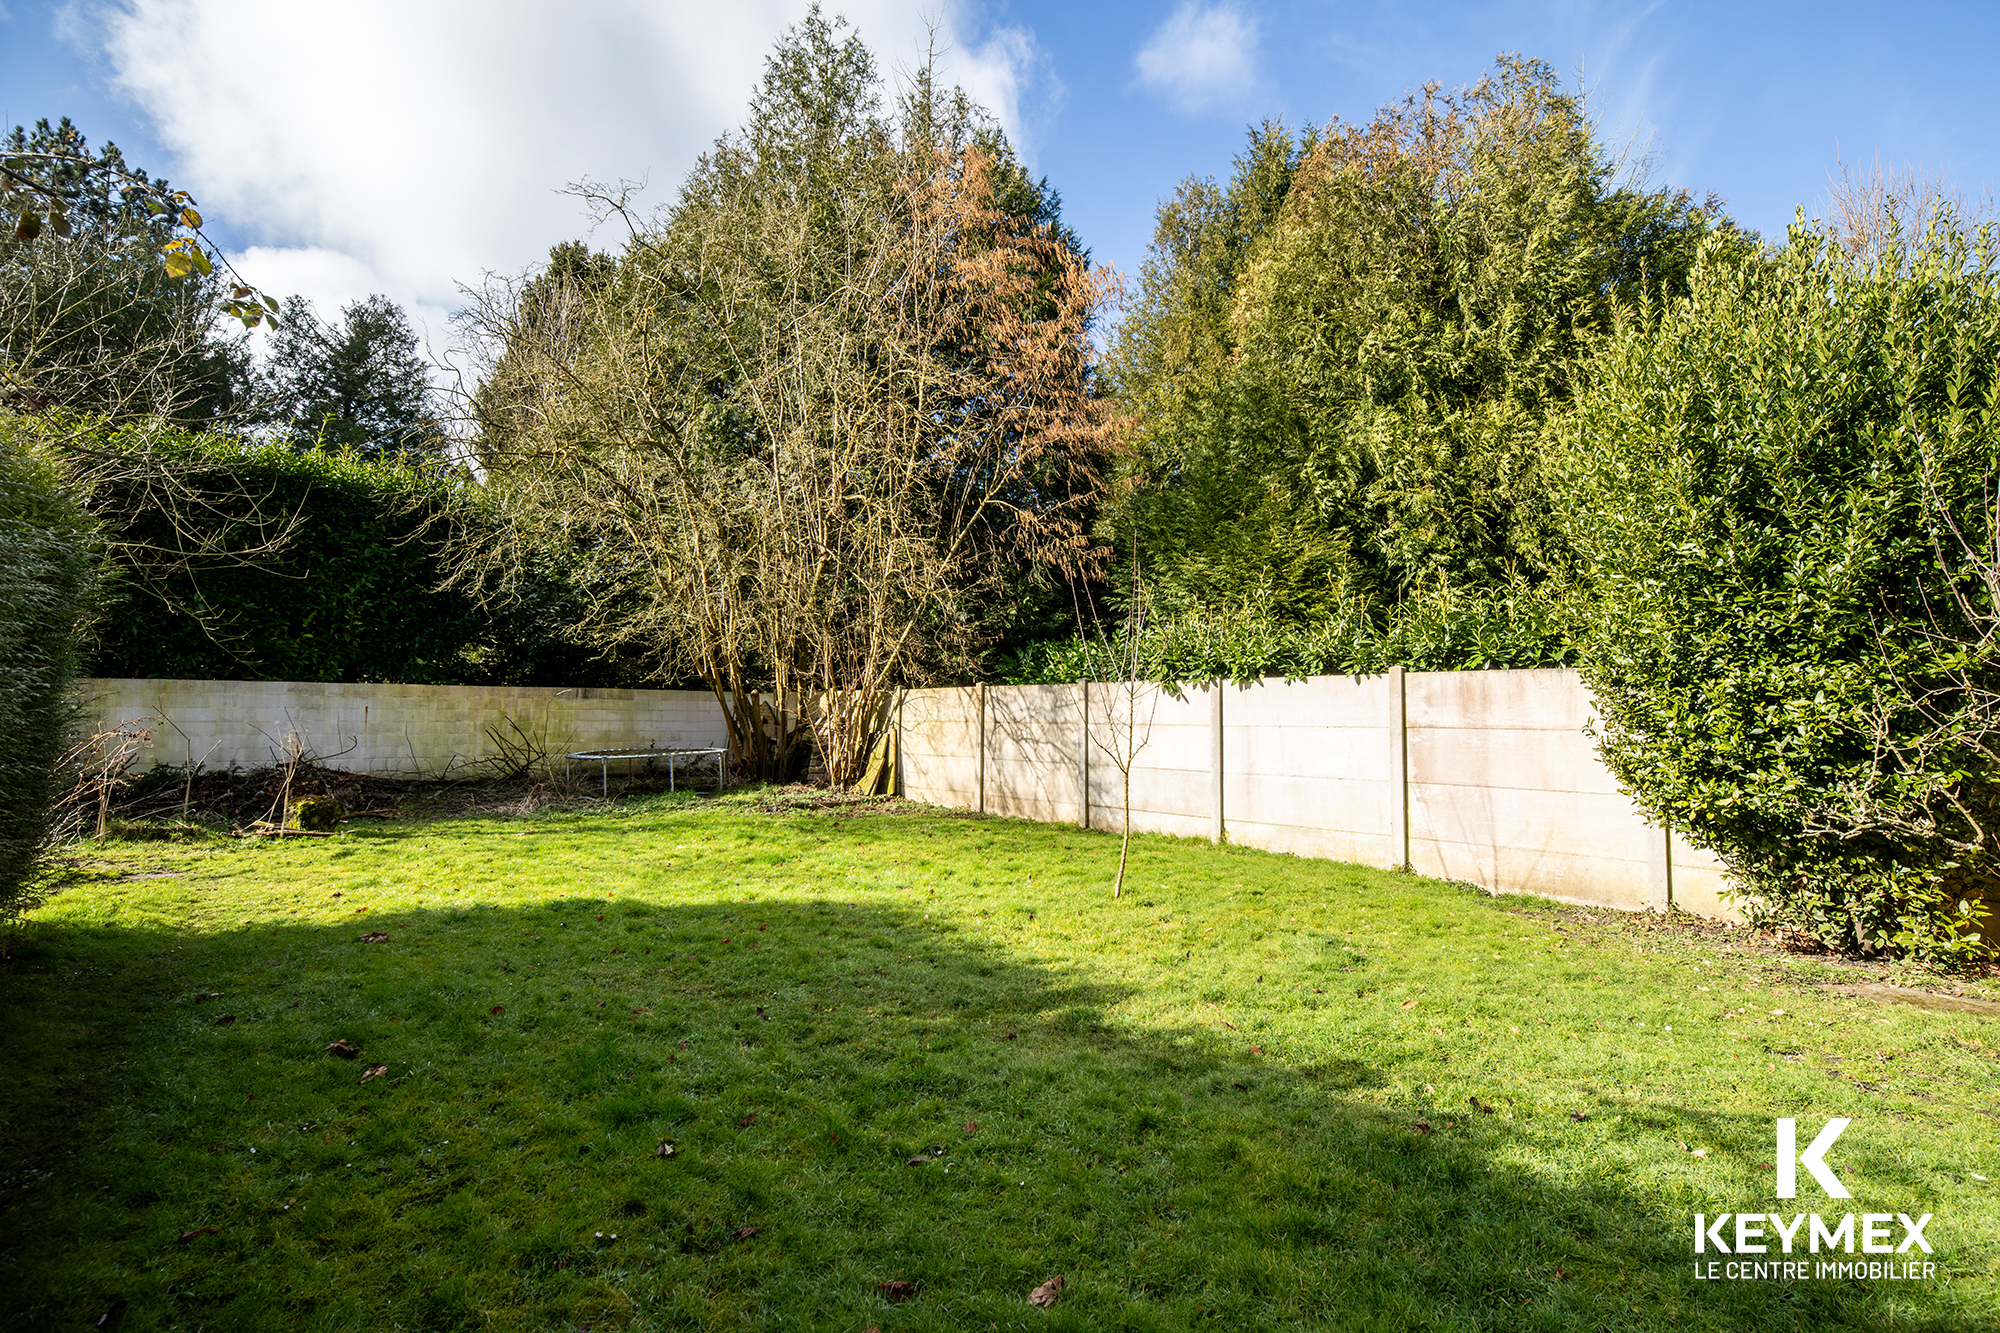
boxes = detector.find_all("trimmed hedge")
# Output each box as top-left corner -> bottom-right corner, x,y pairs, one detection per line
1555,219 -> 2000,965
999,581 -> 1573,685
0,422 -> 96,920
75,426 -> 633,688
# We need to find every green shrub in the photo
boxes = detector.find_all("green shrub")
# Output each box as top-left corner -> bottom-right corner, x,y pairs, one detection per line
1000,580 -> 1573,685
0,419 -> 96,922
290,795 -> 343,832
1554,217 -> 2000,965
26,418 -> 635,687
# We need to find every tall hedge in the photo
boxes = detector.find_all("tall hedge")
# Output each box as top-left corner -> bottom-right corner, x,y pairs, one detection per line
1556,218 -> 2000,964
0,421 -> 95,921
78,428 -> 629,687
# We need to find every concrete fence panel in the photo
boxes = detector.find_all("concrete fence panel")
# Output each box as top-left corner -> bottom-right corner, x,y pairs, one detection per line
79,677 -> 727,778
1404,669 -> 1659,911
1087,681 -> 1213,839
1222,673 -> 1401,868
898,668 -> 1744,923
898,686 -> 980,810
985,684 -> 1084,825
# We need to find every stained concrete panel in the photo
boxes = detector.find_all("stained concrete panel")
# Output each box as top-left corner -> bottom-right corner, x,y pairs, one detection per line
80,677 -> 727,778
1668,832 -> 1745,921
1409,783 -> 1659,871
1406,668 -> 1597,731
1405,726 -> 1627,797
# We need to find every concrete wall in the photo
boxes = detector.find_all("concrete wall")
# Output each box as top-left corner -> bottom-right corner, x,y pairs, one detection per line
79,678 -> 729,778
896,668 -> 1742,921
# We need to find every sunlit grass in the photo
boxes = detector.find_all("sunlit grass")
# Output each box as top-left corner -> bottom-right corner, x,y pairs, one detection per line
2,790 -> 1996,1331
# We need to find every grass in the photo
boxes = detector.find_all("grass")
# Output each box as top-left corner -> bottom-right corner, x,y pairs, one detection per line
2,789 -> 1998,1332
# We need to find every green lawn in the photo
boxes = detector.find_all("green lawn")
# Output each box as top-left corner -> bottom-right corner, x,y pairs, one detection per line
3,790 -> 1997,1331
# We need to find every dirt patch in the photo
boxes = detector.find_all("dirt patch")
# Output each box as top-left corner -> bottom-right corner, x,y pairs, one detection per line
738,786 -> 928,817
1817,983 -> 2000,1017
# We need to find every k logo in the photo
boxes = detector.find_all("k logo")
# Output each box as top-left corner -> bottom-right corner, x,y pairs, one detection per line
1776,1117 -> 1851,1199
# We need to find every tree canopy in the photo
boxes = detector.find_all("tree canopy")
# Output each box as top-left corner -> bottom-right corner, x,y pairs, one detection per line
257,294 -> 445,460
466,7 -> 1117,783
1109,59 -> 1748,624
1,118 -> 248,424
1555,213 -> 2000,963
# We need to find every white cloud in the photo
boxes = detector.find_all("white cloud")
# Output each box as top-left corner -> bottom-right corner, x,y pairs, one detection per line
79,0 -> 1053,362
1132,1 -> 1258,115
951,23 -> 1064,160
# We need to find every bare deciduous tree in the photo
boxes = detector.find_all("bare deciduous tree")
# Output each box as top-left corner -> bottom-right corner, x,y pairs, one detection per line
1823,156 -> 1996,265
459,17 -> 1119,787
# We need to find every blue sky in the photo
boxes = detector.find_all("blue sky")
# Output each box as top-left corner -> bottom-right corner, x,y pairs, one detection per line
6,0 -> 1998,351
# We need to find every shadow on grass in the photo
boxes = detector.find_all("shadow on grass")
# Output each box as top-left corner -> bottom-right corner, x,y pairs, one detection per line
0,889 -> 1968,1333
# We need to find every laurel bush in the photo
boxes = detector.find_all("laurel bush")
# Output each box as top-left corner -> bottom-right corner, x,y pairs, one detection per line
1554,216 -> 2000,965
0,420 -> 96,922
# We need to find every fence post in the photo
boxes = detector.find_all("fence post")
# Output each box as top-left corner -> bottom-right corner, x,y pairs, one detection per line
976,683 -> 987,815
1211,680 -> 1224,845
1078,681 -> 1090,830
1649,823 -> 1673,913
1389,666 -> 1410,870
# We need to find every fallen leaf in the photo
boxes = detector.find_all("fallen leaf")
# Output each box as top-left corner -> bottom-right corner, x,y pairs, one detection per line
174,1226 -> 218,1245
907,1155 -> 930,1167
732,1225 -> 760,1241
94,1299 -> 127,1327
878,1279 -> 916,1301
1691,1148 -> 1709,1158
756,1007 -> 769,1020
1233,1082 -> 1250,1091
1553,1265 -> 1570,1281
359,932 -> 388,944
1027,1274 -> 1065,1307
489,1006 -> 505,1015
360,1064 -> 388,1084
1004,1031 -> 1016,1040
963,1121 -> 979,1136
1249,1044 -> 1264,1055
1568,1111 -> 1590,1122
243,1094 -> 257,1104
1400,999 -> 1419,1010
1470,1096 -> 1495,1114
1221,1020 -> 1239,1030
1312,987 -> 1324,993
214,1015 -> 235,1026
739,1112 -> 758,1128
1413,1121 -> 1434,1134
653,1141 -> 676,1159
325,1038 -> 359,1059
